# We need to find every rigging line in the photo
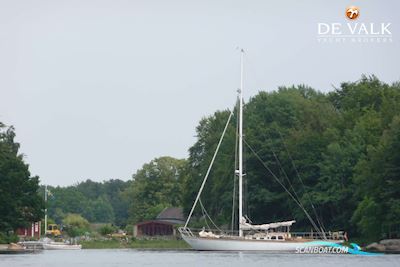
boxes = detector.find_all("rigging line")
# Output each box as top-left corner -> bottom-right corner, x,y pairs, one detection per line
190,122 -> 236,232
270,147 -> 326,237
247,54 -> 326,237
231,174 -> 237,232
184,110 -> 234,228
243,139 -> 325,238
199,198 -> 211,230
231,97 -> 240,232
244,49 -> 326,235
245,141 -> 323,238
234,52 -> 326,237
201,150 -> 236,232
197,129 -> 237,232
275,129 -> 327,236
199,198 -> 222,232
243,125 -> 249,219
268,146 -> 313,221
207,150 -> 236,231
246,52 -> 326,236
208,152 -> 236,231
268,146 -> 302,203
271,149 -> 323,233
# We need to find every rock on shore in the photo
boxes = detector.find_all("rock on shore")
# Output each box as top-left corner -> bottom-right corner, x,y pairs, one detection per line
366,239 -> 400,252
8,243 -> 24,250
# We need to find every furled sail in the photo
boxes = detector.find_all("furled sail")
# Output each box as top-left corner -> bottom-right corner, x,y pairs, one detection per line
240,217 -> 296,231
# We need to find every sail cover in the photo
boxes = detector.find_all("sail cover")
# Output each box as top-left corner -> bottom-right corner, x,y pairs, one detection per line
240,217 -> 296,230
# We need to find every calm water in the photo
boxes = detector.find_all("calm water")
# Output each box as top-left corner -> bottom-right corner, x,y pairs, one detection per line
1,249 -> 399,267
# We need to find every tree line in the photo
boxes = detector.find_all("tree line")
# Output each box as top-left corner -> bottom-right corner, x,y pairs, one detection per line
1,75 -> 399,243
42,179 -> 130,226
182,75 -> 400,242
41,156 -> 187,227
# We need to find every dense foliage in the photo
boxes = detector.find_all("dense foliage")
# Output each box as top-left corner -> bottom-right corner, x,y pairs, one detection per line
126,156 -> 187,224
0,124 -> 43,240
43,179 -> 130,226
182,76 -> 400,242
1,76 -> 398,243
43,157 -> 187,226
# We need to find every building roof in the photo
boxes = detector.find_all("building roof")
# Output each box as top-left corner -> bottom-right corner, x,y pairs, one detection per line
136,220 -> 174,227
156,207 -> 185,224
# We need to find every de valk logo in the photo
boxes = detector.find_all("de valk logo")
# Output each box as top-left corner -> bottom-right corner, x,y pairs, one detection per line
346,6 -> 360,20
317,5 -> 393,43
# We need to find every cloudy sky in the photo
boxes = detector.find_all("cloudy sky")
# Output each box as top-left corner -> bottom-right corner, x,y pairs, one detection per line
1,0 -> 399,186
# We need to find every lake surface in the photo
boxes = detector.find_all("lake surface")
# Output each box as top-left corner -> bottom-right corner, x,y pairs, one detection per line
1,249 -> 399,267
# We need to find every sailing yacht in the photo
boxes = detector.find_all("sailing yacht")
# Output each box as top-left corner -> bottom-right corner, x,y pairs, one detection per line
179,50 -> 345,251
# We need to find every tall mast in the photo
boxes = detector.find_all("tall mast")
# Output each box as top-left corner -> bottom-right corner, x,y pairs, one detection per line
238,49 -> 244,237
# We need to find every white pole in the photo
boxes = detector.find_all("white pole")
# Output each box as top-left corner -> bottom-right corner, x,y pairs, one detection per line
44,185 -> 47,236
238,49 -> 244,237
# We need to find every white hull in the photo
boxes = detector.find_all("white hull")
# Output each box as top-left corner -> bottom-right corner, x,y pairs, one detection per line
42,243 -> 82,250
182,236 -> 328,251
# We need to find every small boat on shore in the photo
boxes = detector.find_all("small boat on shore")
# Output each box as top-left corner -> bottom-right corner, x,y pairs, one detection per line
19,237 -> 81,250
42,242 -> 81,250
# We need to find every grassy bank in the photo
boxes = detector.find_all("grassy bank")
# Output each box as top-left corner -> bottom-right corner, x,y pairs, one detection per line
81,239 -> 190,249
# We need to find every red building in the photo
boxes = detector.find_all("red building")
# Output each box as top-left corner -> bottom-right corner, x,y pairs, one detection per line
133,207 -> 185,237
134,220 -> 174,237
16,221 -> 41,239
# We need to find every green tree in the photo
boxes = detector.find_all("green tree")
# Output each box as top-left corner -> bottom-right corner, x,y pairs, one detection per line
127,156 -> 187,223
90,195 -> 115,223
0,123 -> 44,236
43,179 -> 130,225
62,213 -> 89,237
352,115 -> 400,240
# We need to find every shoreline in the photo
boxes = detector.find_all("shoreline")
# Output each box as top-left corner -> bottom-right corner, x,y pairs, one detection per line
80,239 -> 190,249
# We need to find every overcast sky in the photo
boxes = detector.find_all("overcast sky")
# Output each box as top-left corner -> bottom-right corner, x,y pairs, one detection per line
1,0 -> 399,186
